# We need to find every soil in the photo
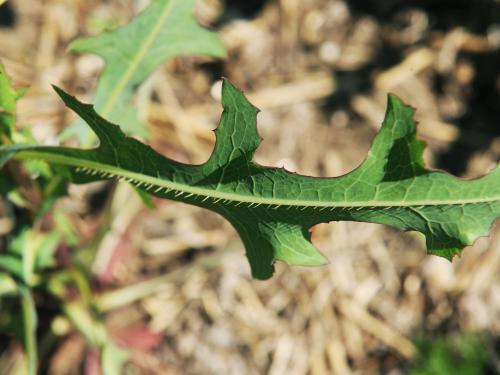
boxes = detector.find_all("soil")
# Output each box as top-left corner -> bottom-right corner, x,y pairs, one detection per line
0,0 -> 499,374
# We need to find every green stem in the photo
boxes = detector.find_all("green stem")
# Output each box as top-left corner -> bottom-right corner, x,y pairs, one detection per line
19,286 -> 38,375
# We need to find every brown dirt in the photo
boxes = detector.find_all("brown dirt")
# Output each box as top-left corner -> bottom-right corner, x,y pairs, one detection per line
1,0 -> 499,374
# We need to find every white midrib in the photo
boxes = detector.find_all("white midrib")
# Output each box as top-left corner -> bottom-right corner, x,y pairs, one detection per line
16,151 -> 500,208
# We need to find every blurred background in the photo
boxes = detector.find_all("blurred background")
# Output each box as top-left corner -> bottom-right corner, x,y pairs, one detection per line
0,0 -> 499,374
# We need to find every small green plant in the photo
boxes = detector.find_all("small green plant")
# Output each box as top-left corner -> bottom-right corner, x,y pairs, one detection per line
0,0 -> 224,372
411,334 -> 488,375
63,0 -> 225,143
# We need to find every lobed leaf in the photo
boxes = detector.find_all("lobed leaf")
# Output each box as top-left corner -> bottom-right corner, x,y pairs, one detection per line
2,81 -> 499,279
62,0 -> 225,143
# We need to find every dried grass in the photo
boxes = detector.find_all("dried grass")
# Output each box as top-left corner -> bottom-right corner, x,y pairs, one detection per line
1,0 -> 499,374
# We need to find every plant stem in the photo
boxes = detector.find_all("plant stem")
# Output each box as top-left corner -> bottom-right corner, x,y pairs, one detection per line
20,286 -> 38,375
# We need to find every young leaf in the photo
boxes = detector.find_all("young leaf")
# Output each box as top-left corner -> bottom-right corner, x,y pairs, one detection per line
0,62 -> 23,141
63,0 -> 225,143
2,81 -> 499,279
0,273 -> 18,296
0,63 -> 53,202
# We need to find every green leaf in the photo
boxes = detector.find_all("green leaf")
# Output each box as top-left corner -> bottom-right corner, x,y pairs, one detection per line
2,81 -> 499,279
61,299 -> 128,373
0,62 -> 23,142
0,272 -> 18,296
412,334 -> 486,375
63,0 -> 225,143
0,64 -> 53,208
5,228 -> 60,282
0,255 -> 23,280
53,210 -> 79,246
33,231 -> 61,272
134,185 -> 155,209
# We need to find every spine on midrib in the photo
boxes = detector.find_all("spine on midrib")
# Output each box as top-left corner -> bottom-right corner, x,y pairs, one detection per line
16,150 -> 500,209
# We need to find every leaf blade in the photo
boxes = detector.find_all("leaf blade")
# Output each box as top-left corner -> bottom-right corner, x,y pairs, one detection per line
64,0 -> 225,142
0,62 -> 20,141
2,82 -> 499,279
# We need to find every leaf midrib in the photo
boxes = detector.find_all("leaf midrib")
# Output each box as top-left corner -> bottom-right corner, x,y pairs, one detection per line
100,0 -> 176,117
16,150 -> 499,208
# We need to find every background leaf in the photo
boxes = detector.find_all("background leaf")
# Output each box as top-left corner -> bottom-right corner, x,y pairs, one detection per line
62,0 -> 225,143
0,62 -> 23,142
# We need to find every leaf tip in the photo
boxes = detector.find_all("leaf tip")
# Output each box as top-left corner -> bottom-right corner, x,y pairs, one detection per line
66,39 -> 78,52
221,78 -> 260,113
67,35 -> 98,54
51,86 -> 93,113
51,85 -> 69,101
386,93 -> 417,116
428,247 -> 463,262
